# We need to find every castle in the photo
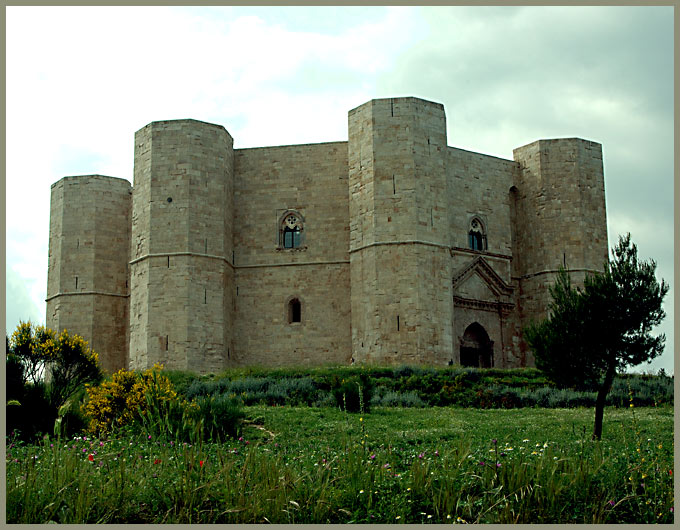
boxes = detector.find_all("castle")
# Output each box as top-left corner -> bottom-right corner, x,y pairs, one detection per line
46,97 -> 609,374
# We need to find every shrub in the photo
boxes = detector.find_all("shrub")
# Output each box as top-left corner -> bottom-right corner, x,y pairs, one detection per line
372,390 -> 426,408
332,374 -> 373,412
190,394 -> 245,441
84,364 -> 177,436
6,322 -> 102,440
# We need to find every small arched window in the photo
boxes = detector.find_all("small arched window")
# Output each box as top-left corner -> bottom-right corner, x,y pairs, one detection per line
280,212 -> 303,249
468,217 -> 487,251
288,298 -> 301,323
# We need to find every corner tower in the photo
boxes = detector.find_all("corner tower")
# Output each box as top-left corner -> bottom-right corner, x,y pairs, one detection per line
129,120 -> 234,372
348,97 -> 453,364
512,138 -> 608,343
46,175 -> 132,373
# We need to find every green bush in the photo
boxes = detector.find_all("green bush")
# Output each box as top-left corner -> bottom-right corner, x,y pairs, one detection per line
372,390 -> 426,408
331,373 -> 373,412
191,394 -> 245,441
172,365 -> 672,410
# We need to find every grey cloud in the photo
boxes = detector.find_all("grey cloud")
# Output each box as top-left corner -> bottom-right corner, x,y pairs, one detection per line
6,268 -> 43,335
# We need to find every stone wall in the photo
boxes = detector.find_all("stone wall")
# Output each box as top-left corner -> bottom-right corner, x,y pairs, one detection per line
231,142 -> 351,366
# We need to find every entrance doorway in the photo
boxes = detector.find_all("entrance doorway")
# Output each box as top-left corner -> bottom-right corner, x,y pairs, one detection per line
460,323 -> 493,368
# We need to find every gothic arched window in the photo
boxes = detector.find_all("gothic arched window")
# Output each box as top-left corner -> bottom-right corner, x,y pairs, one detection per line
280,212 -> 303,249
468,217 -> 487,251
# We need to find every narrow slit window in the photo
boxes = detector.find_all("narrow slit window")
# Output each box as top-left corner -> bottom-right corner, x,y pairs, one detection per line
288,298 -> 301,323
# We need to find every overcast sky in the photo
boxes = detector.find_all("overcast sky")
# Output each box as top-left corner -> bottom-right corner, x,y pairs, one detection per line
5,6 -> 674,374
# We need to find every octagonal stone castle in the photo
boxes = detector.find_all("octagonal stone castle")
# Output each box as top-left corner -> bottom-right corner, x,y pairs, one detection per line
46,97 -> 608,374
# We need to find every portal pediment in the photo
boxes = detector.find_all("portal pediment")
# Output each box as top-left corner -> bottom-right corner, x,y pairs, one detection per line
452,256 -> 513,302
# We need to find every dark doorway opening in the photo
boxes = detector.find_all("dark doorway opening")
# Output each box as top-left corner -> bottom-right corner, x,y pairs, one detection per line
460,323 -> 493,368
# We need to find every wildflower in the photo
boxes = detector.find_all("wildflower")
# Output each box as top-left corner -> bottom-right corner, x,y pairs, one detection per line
608,500 -> 615,506
434,450 -> 439,456
154,459 -> 161,464
500,452 -> 506,457
50,443 -> 53,448
478,461 -> 485,466
359,417 -> 363,422
671,507 -> 674,513
457,516 -> 467,523
427,515 -> 432,519
383,463 -> 391,469
370,454 -> 376,460
658,444 -> 663,450
531,451 -> 538,455
88,454 -> 94,462
395,516 -> 401,520
407,487 -> 411,491
99,442 -> 104,446
98,461 -> 104,467
447,515 -> 452,519
359,490 -> 364,494
418,452 -> 425,459
245,441 -> 250,445
199,460 -> 204,467
496,463 -> 501,467
148,435 -> 151,440
492,439 -> 497,445
522,439 -> 529,442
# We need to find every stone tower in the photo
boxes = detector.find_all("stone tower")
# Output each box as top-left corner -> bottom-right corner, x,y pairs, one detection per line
348,97 -> 453,364
129,120 -> 234,372
512,139 -> 609,340
46,175 -> 131,373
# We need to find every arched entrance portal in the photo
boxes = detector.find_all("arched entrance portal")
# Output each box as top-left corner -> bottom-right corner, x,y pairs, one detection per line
460,323 -> 493,368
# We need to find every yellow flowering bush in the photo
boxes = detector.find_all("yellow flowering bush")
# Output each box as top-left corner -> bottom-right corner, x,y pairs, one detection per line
84,364 -> 176,436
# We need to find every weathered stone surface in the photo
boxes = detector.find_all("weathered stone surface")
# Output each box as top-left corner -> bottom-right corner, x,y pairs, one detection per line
46,97 -> 608,373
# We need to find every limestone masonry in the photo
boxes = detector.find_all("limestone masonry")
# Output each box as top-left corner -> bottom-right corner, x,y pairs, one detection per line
46,97 -> 608,374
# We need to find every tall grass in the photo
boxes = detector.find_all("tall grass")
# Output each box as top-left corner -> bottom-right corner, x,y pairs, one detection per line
6,405 -> 673,524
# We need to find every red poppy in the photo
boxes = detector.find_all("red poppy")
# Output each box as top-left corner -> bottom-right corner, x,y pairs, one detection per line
199,460 -> 204,467
154,459 -> 161,465
88,454 -> 94,462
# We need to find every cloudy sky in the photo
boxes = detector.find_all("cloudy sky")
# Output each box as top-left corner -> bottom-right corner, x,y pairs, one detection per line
6,6 -> 674,374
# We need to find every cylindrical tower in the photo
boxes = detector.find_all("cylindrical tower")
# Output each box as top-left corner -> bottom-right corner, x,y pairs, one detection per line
348,97 -> 453,365
129,119 -> 234,373
46,175 -> 132,373
512,138 -> 609,339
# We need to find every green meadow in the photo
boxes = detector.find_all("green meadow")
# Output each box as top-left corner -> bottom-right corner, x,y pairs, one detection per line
6,404 -> 674,524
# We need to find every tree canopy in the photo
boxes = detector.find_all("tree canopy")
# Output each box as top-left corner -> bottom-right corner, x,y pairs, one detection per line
525,234 -> 668,439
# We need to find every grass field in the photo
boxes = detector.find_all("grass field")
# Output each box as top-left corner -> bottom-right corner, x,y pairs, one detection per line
6,404 -> 674,524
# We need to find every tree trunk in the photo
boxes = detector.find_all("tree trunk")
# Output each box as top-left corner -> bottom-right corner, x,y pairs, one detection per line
592,362 -> 617,440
